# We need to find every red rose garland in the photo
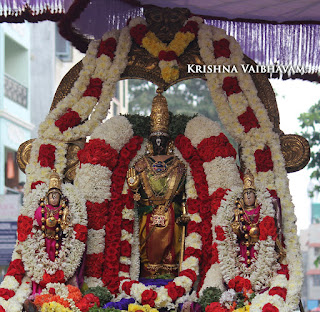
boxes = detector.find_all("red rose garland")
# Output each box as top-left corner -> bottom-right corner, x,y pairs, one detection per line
0,289 -> 15,300
215,226 -> 226,241
17,215 -> 33,242
83,78 -> 103,98
5,259 -> 25,284
254,146 -> 274,172
31,180 -> 45,189
101,136 -> 143,294
259,216 -> 278,241
213,38 -> 231,58
77,138 -> 118,169
55,108 -> 82,133
277,264 -> 290,280
205,302 -> 228,312
38,144 -> 56,169
262,303 -> 279,312
141,289 -> 157,306
269,286 -> 287,300
130,24 -> 148,45
0,259 -> 26,307
40,270 -> 65,288
222,77 -> 242,96
237,106 -> 261,133
175,134 -> 231,292
228,276 -> 252,292
97,37 -> 117,59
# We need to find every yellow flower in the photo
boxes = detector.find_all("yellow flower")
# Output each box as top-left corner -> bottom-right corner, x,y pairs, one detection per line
161,66 -> 179,83
41,302 -> 72,312
142,32 -> 166,56
128,303 -> 147,312
128,304 -> 159,312
234,306 -> 250,312
169,32 -> 195,55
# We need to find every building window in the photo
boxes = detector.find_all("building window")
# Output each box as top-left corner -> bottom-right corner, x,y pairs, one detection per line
4,74 -> 28,108
4,148 -> 20,192
4,35 -> 28,107
55,26 -> 72,62
313,275 -> 320,286
315,247 -> 320,257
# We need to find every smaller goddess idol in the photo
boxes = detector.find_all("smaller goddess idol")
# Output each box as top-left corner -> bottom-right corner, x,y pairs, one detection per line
33,170 -> 69,292
231,171 -> 286,267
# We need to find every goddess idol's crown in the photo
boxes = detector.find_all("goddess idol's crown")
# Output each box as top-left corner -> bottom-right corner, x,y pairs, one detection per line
48,169 -> 62,195
150,89 -> 169,137
243,170 -> 256,192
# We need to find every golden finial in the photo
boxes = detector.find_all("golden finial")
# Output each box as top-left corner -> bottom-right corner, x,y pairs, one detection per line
150,88 -> 169,137
48,169 -> 62,194
243,170 -> 255,192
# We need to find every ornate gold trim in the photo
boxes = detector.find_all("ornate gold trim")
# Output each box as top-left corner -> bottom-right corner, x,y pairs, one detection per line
280,134 -> 310,173
17,139 -> 85,181
17,138 -> 35,174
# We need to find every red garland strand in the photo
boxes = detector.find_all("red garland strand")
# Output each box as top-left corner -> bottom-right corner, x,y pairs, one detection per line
254,146 -> 274,172
175,134 -> 230,292
237,106 -> 261,133
55,108 -> 82,133
222,77 -> 242,96
83,78 -> 103,99
102,136 -> 143,294
213,38 -> 231,58
268,286 -> 287,300
262,303 -> 279,312
97,38 -> 117,59
38,144 -> 56,169
17,215 -> 33,242
5,259 -> 25,284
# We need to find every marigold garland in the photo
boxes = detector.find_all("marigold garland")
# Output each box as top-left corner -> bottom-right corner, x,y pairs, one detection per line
129,16 -> 203,83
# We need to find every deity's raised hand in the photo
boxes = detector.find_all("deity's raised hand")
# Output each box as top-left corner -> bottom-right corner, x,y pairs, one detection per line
126,167 -> 140,190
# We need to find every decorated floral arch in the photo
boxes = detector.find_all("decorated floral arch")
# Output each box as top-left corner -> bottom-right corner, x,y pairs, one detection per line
0,14 -> 303,312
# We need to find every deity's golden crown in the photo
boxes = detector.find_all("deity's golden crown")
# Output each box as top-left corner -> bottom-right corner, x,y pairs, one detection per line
243,170 -> 256,191
150,90 -> 169,137
48,169 -> 62,194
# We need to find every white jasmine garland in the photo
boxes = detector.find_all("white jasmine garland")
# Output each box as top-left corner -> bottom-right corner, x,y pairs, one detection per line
197,21 -> 302,310
87,228 -> 106,254
184,116 -> 223,147
38,26 -> 131,141
84,277 -> 104,288
74,164 -> 112,203
130,204 -> 141,281
0,276 -> 32,312
203,157 -> 242,194
200,263 -> 225,296
91,115 -> 134,152
25,139 -> 68,194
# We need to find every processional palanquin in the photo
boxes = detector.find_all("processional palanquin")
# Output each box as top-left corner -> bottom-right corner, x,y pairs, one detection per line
11,5 -> 309,312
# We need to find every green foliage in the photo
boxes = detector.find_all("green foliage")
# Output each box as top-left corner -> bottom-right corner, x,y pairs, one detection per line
89,305 -> 120,312
298,100 -> 320,197
123,113 -> 195,139
83,286 -> 112,306
315,255 -> 320,268
198,287 -> 222,310
124,114 -> 150,138
128,78 -> 219,122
